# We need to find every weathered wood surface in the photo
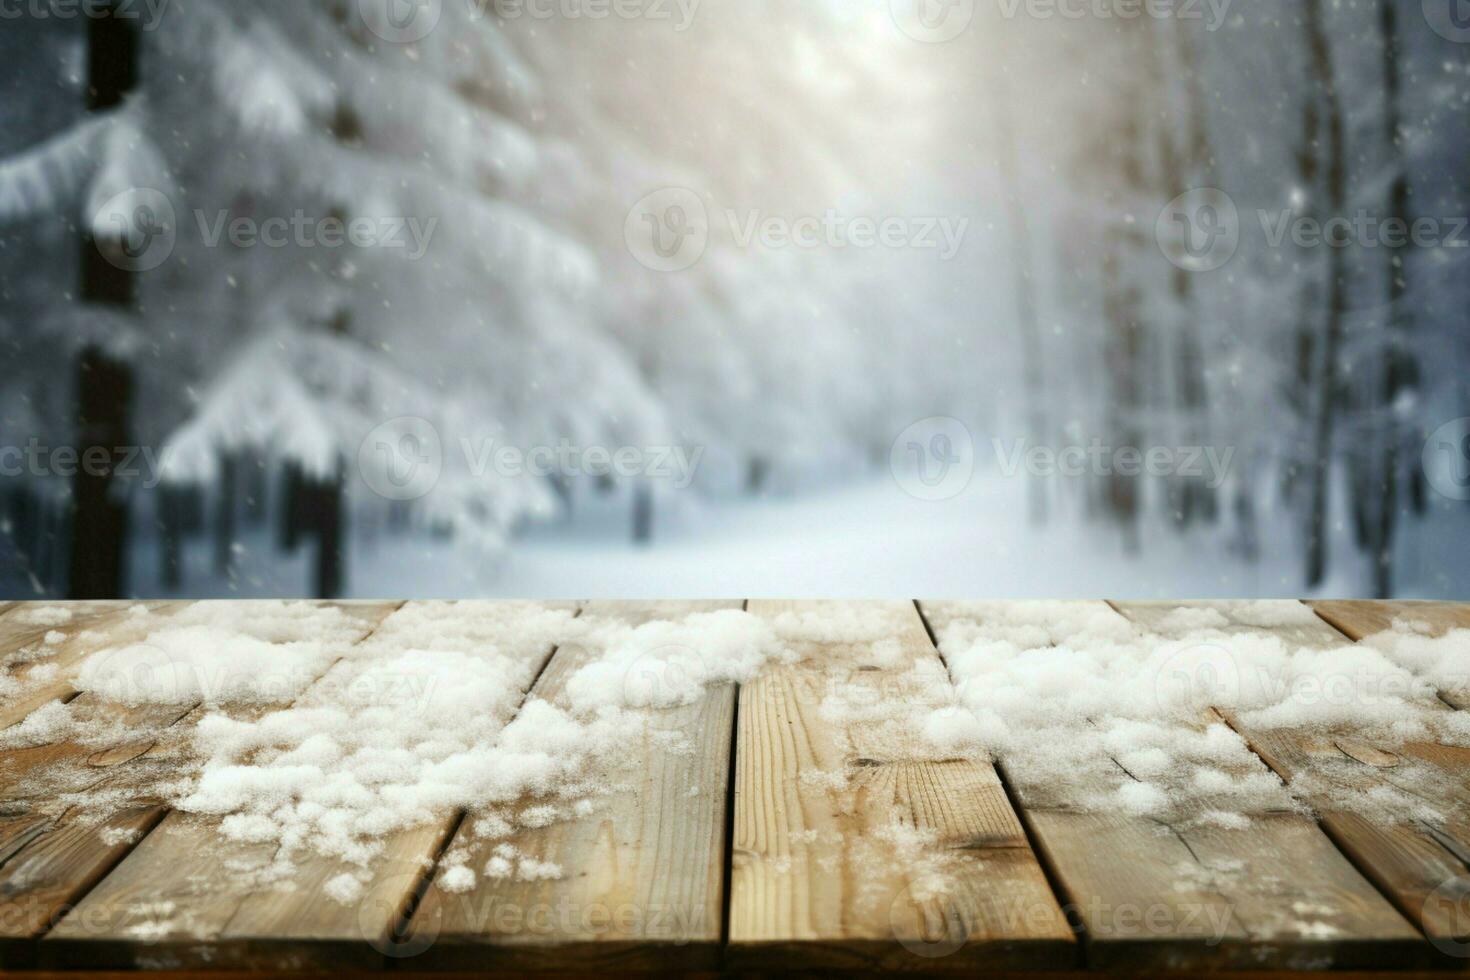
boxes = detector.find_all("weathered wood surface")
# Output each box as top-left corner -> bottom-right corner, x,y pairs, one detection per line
1115,600 -> 1470,961
1312,600 -> 1470,709
923,600 -> 1432,972
419,601 -> 740,971
730,600 -> 1074,971
1,603 -> 181,732
0,599 -> 1466,974
33,602 -> 404,968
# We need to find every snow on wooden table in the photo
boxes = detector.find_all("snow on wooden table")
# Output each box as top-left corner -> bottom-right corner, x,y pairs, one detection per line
0,599 -> 1466,975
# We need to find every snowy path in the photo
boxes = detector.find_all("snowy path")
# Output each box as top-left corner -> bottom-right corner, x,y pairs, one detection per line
116,470 -> 1382,600
83,456 -> 1468,601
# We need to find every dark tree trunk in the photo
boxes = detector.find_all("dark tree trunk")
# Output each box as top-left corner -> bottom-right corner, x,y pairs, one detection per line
988,66 -> 1049,526
67,4 -> 140,600
1303,0 -> 1347,589
158,484 -> 185,590
308,465 -> 346,599
632,482 -> 654,545
746,456 -> 770,495
214,452 -> 238,575
67,348 -> 134,598
242,455 -> 268,527
548,473 -> 573,513
1370,0 -> 1415,599
279,463 -> 305,552
1155,19 -> 1218,529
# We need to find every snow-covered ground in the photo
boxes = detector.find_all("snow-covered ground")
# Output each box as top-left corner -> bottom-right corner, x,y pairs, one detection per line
104,465 -> 1468,600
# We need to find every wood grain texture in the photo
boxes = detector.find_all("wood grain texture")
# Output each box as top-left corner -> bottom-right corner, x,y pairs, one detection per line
1,604 -> 401,969
729,600 -> 1074,972
199,600 -> 583,968
925,600 -> 1429,971
1312,600 -> 1470,709
4,599 -> 1467,973
1115,600 -> 1469,962
33,602 -> 414,969
0,603 -> 400,797
417,600 -> 741,972
1,603 -> 182,732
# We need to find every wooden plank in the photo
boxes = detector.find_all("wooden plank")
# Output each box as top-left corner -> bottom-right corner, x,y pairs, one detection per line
0,603 -> 130,658
921,600 -> 1429,971
1312,600 -> 1470,709
0,603 -> 400,967
1114,600 -> 1470,962
0,602 -> 397,800
1,603 -> 182,732
40,601 -> 577,970
728,600 -> 1074,972
417,600 -> 742,971
0,806 -> 168,967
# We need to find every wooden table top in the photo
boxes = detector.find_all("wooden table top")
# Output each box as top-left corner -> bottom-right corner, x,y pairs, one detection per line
0,599 -> 1467,975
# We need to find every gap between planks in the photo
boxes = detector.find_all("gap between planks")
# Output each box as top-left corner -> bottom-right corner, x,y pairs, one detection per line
5,600 -> 1468,974
727,600 -> 1075,973
7,603 -> 405,968
0,602 -> 405,968
919,600 -> 1440,972
1110,600 -> 1469,967
411,601 -> 740,972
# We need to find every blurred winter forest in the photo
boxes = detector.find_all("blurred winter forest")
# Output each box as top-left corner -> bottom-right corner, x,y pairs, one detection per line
0,0 -> 1467,600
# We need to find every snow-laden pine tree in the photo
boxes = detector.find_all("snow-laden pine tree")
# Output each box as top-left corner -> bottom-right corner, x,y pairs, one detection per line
0,0 -> 635,595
